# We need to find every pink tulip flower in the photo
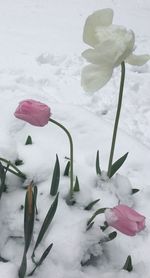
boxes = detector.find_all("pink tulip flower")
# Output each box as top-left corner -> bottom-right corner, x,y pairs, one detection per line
14,99 -> 51,127
105,204 -> 145,236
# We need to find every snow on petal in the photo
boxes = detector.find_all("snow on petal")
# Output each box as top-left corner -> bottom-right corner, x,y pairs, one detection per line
126,53 -> 150,66
82,41 -> 118,65
81,64 -> 113,93
83,9 -> 113,47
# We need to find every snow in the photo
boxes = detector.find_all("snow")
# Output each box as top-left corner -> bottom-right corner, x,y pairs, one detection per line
0,0 -> 150,277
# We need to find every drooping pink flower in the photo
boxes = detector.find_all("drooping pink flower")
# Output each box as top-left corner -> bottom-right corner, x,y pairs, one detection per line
14,99 -> 51,127
105,204 -> 145,236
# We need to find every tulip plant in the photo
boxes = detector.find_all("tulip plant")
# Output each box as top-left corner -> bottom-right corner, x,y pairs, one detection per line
14,99 -> 75,204
81,8 -> 150,177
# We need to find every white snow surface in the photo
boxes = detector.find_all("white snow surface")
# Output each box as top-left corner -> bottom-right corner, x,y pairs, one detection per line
0,0 -> 150,277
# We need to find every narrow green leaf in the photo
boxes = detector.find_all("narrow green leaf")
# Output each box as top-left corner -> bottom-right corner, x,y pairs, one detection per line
0,162 -> 5,183
86,221 -> 94,231
28,244 -> 53,276
0,256 -> 9,263
35,243 -> 53,267
0,157 -> 26,180
19,183 -> 35,278
73,176 -> 80,192
100,221 -> 108,231
96,150 -> 101,176
25,135 -> 32,145
15,159 -> 23,166
132,188 -> 140,194
99,231 -> 117,244
0,162 -> 10,199
123,255 -> 133,272
18,252 -> 27,278
34,185 -> 38,215
108,231 -> 117,241
64,161 -> 70,176
24,183 -> 35,252
50,155 -> 60,196
87,208 -> 107,226
32,193 -> 59,260
109,152 -> 129,178
85,199 -> 100,211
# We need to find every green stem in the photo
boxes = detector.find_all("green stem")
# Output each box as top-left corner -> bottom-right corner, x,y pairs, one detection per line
107,62 -> 125,178
49,118 -> 74,201
0,157 -> 26,179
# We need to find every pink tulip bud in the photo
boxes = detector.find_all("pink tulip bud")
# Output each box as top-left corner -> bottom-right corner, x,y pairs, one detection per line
14,99 -> 51,127
105,204 -> 145,236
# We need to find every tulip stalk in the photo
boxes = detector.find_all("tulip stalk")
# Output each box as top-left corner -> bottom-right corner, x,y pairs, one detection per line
49,118 -> 74,204
107,62 -> 125,178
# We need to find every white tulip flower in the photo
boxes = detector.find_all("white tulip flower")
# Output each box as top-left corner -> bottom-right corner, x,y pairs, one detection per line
81,8 -> 150,92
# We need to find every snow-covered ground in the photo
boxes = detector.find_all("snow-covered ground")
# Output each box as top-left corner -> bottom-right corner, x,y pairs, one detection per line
0,0 -> 150,277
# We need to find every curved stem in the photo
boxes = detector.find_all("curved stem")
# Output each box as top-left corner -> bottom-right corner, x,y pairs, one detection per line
0,157 -> 26,179
49,118 -> 74,201
107,62 -> 126,178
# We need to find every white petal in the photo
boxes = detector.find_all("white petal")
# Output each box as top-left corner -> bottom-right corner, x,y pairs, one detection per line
114,30 -> 135,66
83,30 -> 135,67
126,53 -> 150,66
81,64 -> 113,93
83,9 -> 113,47
82,35 -> 134,68
82,48 -> 110,65
95,27 -> 135,66
82,41 -> 116,65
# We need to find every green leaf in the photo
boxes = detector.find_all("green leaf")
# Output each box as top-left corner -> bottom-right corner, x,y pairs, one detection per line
64,161 -> 70,176
85,199 -> 100,211
34,185 -> 38,215
0,256 -> 9,263
19,183 -> 35,278
24,183 -> 35,252
0,157 -> 26,180
109,152 -> 128,178
132,188 -> 140,194
32,193 -> 59,260
15,159 -> 23,166
18,252 -> 27,278
25,135 -> 32,145
96,150 -> 101,176
99,231 -> 117,243
100,221 -> 108,231
0,162 -> 5,183
86,221 -> 94,231
0,162 -> 10,199
50,155 -> 60,196
87,208 -> 107,226
28,244 -> 53,276
73,176 -> 80,192
123,255 -> 133,272
108,231 -> 117,241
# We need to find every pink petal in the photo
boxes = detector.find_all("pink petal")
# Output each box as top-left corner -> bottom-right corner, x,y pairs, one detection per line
112,219 -> 138,236
114,204 -> 145,222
